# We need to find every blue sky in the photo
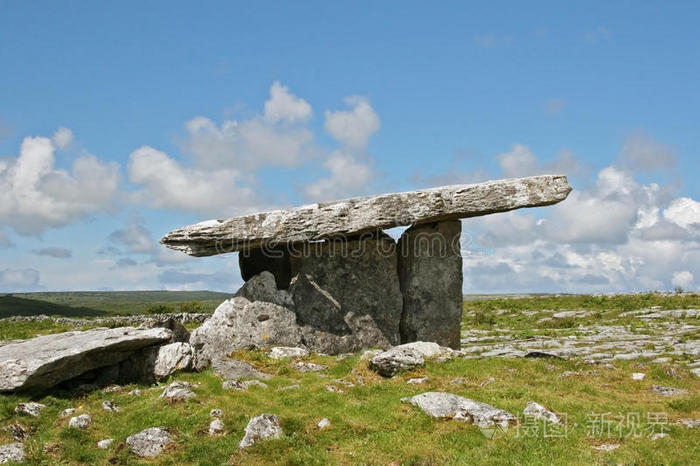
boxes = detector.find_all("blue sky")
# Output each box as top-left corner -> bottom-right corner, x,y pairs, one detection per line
1,1 -> 698,293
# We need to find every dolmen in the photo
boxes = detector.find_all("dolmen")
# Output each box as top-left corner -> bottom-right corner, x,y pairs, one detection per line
162,175 -> 571,365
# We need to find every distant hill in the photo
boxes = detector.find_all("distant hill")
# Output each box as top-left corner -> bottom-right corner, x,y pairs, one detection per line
0,291 -> 232,318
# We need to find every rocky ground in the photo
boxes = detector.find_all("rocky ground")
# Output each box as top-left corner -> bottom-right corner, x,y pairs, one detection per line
0,294 -> 698,464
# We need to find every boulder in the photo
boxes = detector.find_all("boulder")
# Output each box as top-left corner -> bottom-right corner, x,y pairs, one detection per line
161,175 -> 572,256
398,220 -> 463,349
15,402 -> 46,417
523,401 -> 562,424
405,392 -> 516,428
152,342 -> 194,379
0,443 -> 24,464
369,346 -> 425,377
126,427 -> 173,458
97,439 -> 114,449
159,381 -> 195,401
239,414 -> 283,449
267,347 -> 309,359
235,271 -> 294,307
0,327 -> 173,392
68,414 -> 92,429
209,418 -> 225,436
189,297 -> 303,369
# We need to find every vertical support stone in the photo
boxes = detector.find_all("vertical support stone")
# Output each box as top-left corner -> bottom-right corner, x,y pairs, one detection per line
397,220 -> 463,349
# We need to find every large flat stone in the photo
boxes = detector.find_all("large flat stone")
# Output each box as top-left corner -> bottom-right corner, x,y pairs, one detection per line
398,220 -> 463,349
0,327 -> 173,392
161,175 -> 571,256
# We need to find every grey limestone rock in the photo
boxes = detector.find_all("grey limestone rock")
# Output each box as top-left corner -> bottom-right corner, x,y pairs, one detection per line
239,414 -> 283,449
406,392 -> 516,428
126,427 -> 173,458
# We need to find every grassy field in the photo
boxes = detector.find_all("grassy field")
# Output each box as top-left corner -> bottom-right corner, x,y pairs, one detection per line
0,293 -> 698,465
0,291 -> 232,318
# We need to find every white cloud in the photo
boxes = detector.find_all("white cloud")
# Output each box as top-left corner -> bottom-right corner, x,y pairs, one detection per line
663,197 -> 700,229
0,133 -> 120,234
128,146 -> 263,216
324,96 -> 380,150
264,81 -> 312,123
304,150 -> 375,201
671,270 -> 694,289
620,133 -> 675,172
496,144 -> 584,178
0,268 -> 41,292
109,218 -> 155,254
304,97 -> 381,201
52,127 -> 73,150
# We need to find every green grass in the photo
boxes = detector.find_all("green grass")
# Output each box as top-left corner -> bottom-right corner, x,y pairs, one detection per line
0,291 -> 232,318
0,292 -> 698,464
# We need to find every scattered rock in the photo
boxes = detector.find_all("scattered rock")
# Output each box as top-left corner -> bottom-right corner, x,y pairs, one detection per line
0,327 -> 173,392
325,384 -> 344,393
632,372 -> 646,380
317,418 -> 331,429
268,347 -> 309,360
102,401 -> 120,412
103,385 -> 122,393
126,427 -> 173,458
97,439 -> 114,449
0,443 -> 25,464
222,380 -> 268,391
369,346 -> 425,377
552,310 -> 590,319
239,414 -> 283,449
210,409 -> 223,418
650,432 -> 668,440
211,358 -> 271,381
278,384 -> 300,391
209,419 -> 225,436
560,371 -> 581,378
677,418 -> 700,428
129,389 -> 142,396
15,402 -> 46,417
651,385 -> 688,397
68,414 -> 92,429
480,377 -> 495,387
292,361 -> 327,373
4,423 -> 29,441
159,381 -> 195,401
407,377 -> 429,385
523,401 -> 562,424
331,379 -> 355,388
592,444 -> 619,452
59,408 -> 76,418
406,392 -> 516,428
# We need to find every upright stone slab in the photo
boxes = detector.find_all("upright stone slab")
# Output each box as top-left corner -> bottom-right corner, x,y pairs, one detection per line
289,231 -> 403,347
397,220 -> 463,349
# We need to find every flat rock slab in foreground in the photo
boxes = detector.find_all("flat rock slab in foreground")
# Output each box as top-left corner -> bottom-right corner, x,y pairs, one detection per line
0,327 -> 173,392
161,175 -> 571,256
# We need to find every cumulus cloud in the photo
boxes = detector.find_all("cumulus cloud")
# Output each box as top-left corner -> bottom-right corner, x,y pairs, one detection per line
0,132 -> 120,234
496,144 -> 584,178
324,96 -> 380,150
620,133 -> 675,172
107,218 -> 192,266
462,141 -> 700,293
128,146 -> 263,216
52,127 -> 73,150
31,247 -> 72,259
305,97 -> 380,201
181,82 -> 315,170
264,81 -> 312,123
109,218 -> 155,254
0,268 -> 41,292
